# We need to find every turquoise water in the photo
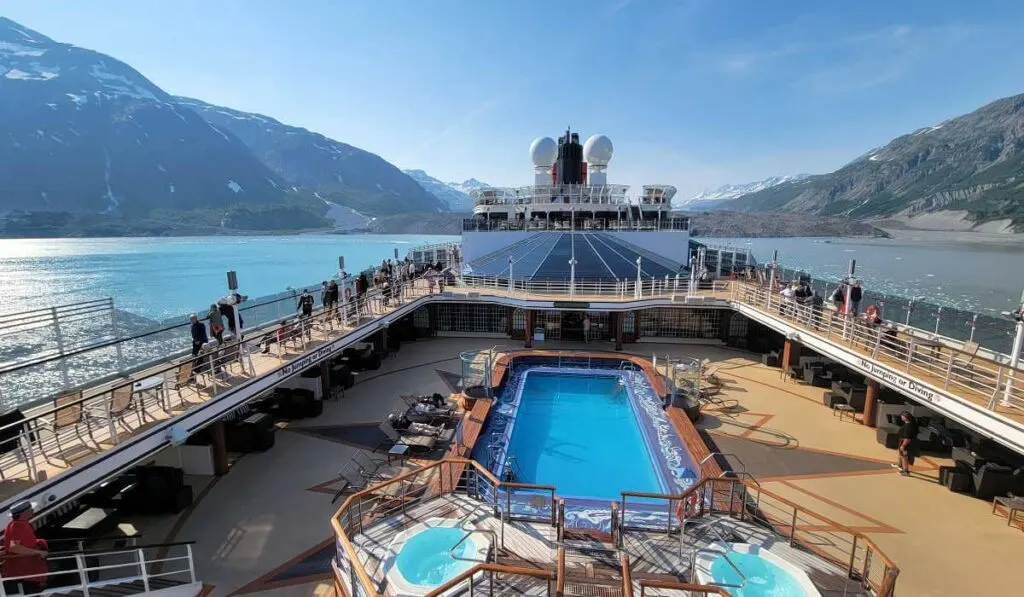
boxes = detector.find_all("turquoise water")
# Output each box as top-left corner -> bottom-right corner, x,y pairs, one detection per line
507,372 -> 661,500
395,526 -> 475,587
0,235 -> 456,321
710,550 -> 806,597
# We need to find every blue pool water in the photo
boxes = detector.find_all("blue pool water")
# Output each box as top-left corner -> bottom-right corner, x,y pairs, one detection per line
710,550 -> 806,597
506,371 -> 662,500
395,526 -> 475,587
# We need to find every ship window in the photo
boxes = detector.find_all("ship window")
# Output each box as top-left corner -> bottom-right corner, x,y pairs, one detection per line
637,307 -> 722,339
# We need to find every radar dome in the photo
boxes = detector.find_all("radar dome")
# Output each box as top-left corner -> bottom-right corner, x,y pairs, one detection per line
583,134 -> 613,166
529,137 -> 557,167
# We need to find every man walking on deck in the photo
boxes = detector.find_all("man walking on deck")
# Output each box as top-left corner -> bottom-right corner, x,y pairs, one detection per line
892,411 -> 919,477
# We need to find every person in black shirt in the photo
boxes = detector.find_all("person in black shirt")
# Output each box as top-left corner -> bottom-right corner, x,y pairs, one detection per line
297,289 -> 315,339
189,314 -> 208,358
893,411 -> 919,476
849,282 -> 863,316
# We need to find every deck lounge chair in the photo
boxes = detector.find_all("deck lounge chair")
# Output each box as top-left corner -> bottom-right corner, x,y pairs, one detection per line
404,403 -> 458,424
353,451 -> 405,480
377,421 -> 437,453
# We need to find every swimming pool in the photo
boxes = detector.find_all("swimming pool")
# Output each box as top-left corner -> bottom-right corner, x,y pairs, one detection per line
695,543 -> 821,597
385,518 -> 490,595
503,370 -> 663,500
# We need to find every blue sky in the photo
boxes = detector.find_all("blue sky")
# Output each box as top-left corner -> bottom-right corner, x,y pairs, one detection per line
4,0 -> 1024,198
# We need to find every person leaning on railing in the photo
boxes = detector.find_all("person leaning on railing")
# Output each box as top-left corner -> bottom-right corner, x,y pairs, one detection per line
1,501 -> 49,596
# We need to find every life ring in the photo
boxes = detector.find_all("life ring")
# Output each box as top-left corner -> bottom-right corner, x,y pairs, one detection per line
675,493 -> 700,521
865,305 -> 879,320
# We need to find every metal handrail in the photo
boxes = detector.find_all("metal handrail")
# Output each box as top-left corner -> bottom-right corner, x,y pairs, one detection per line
0,278 -> 433,497
448,528 -> 497,564
0,542 -> 197,597
688,519 -> 747,590
618,475 -> 900,595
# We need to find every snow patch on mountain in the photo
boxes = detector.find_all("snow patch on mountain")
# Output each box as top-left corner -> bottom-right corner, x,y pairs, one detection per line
403,169 -> 485,211
684,174 -> 812,205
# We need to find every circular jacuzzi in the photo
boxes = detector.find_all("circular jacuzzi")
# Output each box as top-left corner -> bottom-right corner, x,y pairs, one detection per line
694,542 -> 822,597
385,518 -> 491,596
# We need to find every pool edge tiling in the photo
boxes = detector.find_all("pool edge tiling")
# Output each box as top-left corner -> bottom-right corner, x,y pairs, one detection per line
475,357 -> 699,530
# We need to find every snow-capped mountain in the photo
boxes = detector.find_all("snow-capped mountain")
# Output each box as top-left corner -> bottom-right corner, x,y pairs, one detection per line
681,174 -> 812,209
0,17 -> 289,216
178,98 -> 445,216
403,170 -> 487,212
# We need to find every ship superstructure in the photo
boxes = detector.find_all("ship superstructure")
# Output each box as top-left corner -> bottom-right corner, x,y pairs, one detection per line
461,129 -> 692,280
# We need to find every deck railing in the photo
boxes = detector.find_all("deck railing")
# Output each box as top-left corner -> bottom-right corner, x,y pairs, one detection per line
459,275 -> 729,300
0,278 -> 431,496
619,478 -> 899,597
735,282 -> 1024,413
331,457 -> 561,597
462,218 -> 689,232
0,542 -> 197,597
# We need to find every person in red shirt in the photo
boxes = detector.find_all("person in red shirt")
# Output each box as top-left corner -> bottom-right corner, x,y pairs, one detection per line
2,502 -> 48,595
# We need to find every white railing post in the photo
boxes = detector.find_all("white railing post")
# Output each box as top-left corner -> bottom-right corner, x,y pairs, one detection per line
51,306 -> 71,389
184,544 -> 197,584
138,548 -> 151,592
108,298 -> 126,373
75,554 -> 91,597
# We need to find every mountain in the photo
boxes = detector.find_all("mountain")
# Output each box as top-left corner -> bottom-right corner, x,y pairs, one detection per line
403,170 -> 487,211
721,93 -> 1024,231
0,17 -> 300,222
681,174 -> 810,210
177,98 -> 446,217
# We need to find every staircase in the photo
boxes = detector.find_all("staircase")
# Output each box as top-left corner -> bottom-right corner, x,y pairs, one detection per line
562,532 -> 624,597
2,543 -> 201,597
42,578 -> 191,597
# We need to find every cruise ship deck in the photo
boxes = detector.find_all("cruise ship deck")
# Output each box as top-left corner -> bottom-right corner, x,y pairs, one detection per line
2,271 -> 1024,597
115,337 -> 1019,597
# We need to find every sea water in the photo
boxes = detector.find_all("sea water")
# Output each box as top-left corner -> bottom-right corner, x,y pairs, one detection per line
0,235 -> 456,321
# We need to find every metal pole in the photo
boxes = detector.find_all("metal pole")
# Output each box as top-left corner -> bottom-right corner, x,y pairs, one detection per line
934,306 -> 942,335
569,257 -> 577,298
51,306 -> 71,388
108,298 -> 126,373
635,256 -> 642,299
227,271 -> 242,341
1001,290 -> 1024,408
968,313 -> 978,343
508,256 -> 513,296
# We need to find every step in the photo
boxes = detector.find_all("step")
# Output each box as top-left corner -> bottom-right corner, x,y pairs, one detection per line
44,577 -> 184,597
563,580 -> 623,597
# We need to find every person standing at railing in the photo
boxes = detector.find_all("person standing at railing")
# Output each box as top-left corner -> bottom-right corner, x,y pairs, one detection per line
583,315 -> 591,342
326,280 -> 340,322
297,289 -> 315,340
2,502 -> 49,596
189,314 -> 208,359
207,304 -> 224,345
849,282 -> 863,316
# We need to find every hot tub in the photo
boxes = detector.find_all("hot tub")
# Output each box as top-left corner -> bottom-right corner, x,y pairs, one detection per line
694,543 -> 822,597
384,518 -> 491,596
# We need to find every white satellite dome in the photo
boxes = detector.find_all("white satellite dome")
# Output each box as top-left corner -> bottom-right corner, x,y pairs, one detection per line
529,136 -> 557,167
583,134 -> 613,166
